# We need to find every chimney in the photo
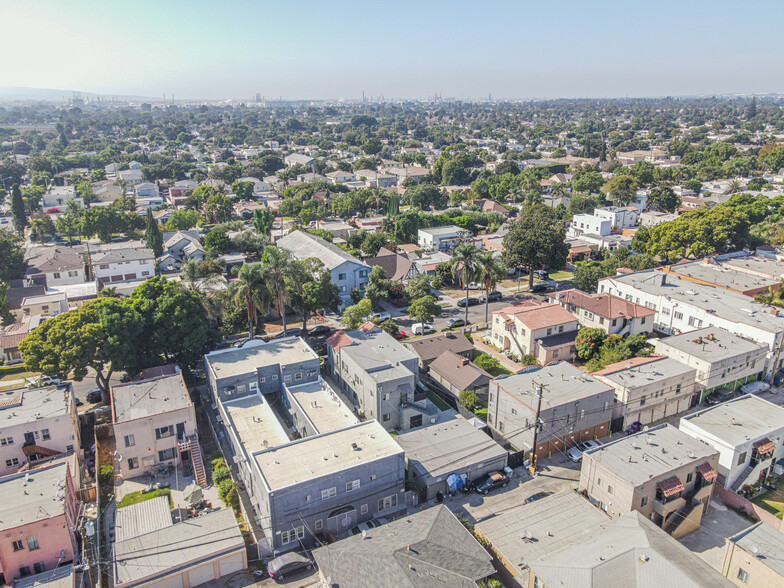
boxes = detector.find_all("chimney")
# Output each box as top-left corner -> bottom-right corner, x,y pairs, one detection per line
460,358 -> 470,366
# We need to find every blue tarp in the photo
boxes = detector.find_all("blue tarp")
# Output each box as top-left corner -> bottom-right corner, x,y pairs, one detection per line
446,473 -> 464,491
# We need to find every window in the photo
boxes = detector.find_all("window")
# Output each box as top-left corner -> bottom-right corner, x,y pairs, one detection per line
737,452 -> 747,466
158,448 -> 176,461
314,519 -> 323,531
281,526 -> 305,545
607,485 -> 613,494
640,395 -> 646,406
378,494 -> 397,511
128,458 -> 139,470
99,264 -> 109,270
382,413 -> 391,422
6,458 -> 19,467
19,566 -> 31,578
597,477 -> 602,487
304,494 -> 311,502
40,428 -> 50,441
295,372 -> 302,381
359,270 -> 368,278
338,273 -> 347,281
640,496 -> 648,507
641,317 -> 646,324
580,409 -> 585,420
53,272 -> 61,279
27,536 -> 39,551
272,374 -> 278,380
12,540 -> 23,551
346,479 -> 360,492
321,487 -> 337,500
141,271 -> 150,276
0,436 -> 13,446
249,381 -> 258,393
558,325 -> 564,333
66,444 -> 74,452
686,472 -> 693,483
124,434 -> 135,448
737,568 -> 749,583
361,503 -> 369,514
674,311 -> 683,320
688,316 -> 702,328
68,270 -> 78,277
155,425 -> 174,439
369,474 -> 376,481
612,318 -> 618,326
33,562 -> 45,574
283,374 -> 292,382
546,328 -> 552,335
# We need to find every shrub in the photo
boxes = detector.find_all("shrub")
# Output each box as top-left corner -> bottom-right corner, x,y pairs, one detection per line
212,465 -> 231,485
99,465 -> 114,488
459,390 -> 479,411
218,478 -> 239,510
211,456 -> 226,471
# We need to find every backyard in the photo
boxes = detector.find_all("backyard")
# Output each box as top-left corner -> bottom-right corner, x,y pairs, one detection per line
117,487 -> 173,509
751,482 -> 784,520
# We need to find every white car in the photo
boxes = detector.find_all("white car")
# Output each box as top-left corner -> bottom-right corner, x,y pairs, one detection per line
374,312 -> 392,321
412,323 -> 435,335
566,445 -> 584,462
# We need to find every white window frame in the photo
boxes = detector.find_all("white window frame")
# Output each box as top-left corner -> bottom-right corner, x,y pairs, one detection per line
346,479 -> 360,492
321,487 -> 337,500
125,434 -> 135,447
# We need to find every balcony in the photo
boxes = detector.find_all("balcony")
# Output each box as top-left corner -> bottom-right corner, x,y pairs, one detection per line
653,495 -> 686,519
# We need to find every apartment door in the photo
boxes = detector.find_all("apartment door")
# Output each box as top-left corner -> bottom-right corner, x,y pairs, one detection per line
327,506 -> 356,536
409,414 -> 423,428
176,422 -> 186,441
24,432 -> 35,446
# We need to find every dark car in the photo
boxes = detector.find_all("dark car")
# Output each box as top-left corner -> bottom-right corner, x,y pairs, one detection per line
86,389 -> 103,404
307,325 -> 332,337
705,388 -> 735,405
266,552 -> 313,582
457,296 -> 481,307
529,283 -> 549,293
273,327 -> 302,339
534,270 -> 549,280
485,291 -> 503,302
523,491 -> 552,504
474,467 -> 513,494
626,421 -> 643,435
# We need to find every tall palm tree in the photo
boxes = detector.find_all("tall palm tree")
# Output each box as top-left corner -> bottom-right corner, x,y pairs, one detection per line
180,260 -> 223,292
229,263 -> 269,339
449,242 -> 482,327
724,179 -> 742,195
478,251 -> 506,324
261,245 -> 293,337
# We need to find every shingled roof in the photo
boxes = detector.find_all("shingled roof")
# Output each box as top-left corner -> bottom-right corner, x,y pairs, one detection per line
550,288 -> 656,320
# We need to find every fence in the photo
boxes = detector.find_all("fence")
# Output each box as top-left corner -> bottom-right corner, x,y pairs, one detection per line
714,484 -> 783,531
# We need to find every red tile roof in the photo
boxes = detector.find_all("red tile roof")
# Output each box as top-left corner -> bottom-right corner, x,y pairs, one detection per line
696,462 -> 717,481
358,321 -> 379,334
494,301 -> 577,331
657,476 -> 685,498
549,289 -> 656,320
326,331 -> 354,350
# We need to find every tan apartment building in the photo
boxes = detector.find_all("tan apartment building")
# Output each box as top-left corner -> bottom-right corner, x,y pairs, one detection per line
487,362 -> 614,458
111,371 -> 205,485
592,355 -> 697,432
721,522 -> 784,587
549,288 -> 655,336
579,423 -> 720,539
490,300 -> 579,364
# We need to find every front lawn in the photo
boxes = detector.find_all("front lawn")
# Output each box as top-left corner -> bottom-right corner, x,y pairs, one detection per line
549,270 -> 574,280
751,483 -> 784,520
117,488 -> 173,509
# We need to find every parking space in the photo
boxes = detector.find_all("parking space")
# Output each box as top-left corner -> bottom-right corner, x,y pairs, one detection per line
678,499 -> 754,571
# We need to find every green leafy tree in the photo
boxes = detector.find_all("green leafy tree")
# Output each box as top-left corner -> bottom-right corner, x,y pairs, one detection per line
360,231 -> 390,257
575,328 -> 607,361
261,245 -> 293,335
145,212 -> 163,257
30,215 -> 56,242
363,266 -> 390,309
217,478 -> 239,511
10,184 -> 27,234
405,273 -> 432,301
502,205 -> 569,288
0,230 -> 25,282
228,263 -> 270,338
80,207 -> 131,242
459,389 -> 479,411
405,184 -> 447,209
342,298 -> 373,329
407,294 -> 442,324
379,319 -> 399,336
450,242 -> 482,326
231,181 -> 255,200
287,258 -> 340,330
646,186 -> 680,213
253,208 -> 274,236
204,229 -> 230,254
164,209 -> 200,231
55,202 -> 82,244
203,193 -> 234,224
601,175 -> 639,206
0,282 -> 14,326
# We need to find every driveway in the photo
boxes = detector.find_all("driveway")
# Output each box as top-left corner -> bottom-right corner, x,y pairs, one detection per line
440,457 -> 582,526
678,498 -> 754,571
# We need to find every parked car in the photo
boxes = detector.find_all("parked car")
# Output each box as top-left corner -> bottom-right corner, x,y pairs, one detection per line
445,317 -> 466,328
523,491 -> 552,504
705,388 -> 735,405
348,517 -> 389,536
86,388 -> 103,403
534,270 -> 549,280
412,323 -> 435,336
373,311 -> 392,321
529,283 -> 548,294
581,439 -> 602,453
566,445 -> 584,462
474,467 -> 514,494
485,291 -> 503,302
393,330 -> 407,340
467,282 -> 483,290
272,327 -> 302,339
626,421 -> 643,435
266,552 -> 313,582
457,296 -> 480,307
307,325 -> 332,337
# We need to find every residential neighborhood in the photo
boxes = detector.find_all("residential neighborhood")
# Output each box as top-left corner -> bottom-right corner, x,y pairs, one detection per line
3,5 -> 784,585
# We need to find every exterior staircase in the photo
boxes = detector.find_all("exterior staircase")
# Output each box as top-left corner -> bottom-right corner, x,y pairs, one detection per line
663,487 -> 699,535
731,465 -> 755,492
179,434 -> 208,487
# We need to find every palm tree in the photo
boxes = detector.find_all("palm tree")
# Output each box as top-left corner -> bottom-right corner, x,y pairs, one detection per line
229,263 -> 269,339
724,179 -> 742,195
180,260 -> 223,292
478,251 -> 506,324
449,242 -> 482,327
261,245 -> 293,337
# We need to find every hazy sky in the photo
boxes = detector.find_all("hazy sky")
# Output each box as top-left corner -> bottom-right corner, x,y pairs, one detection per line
2,0 -> 783,100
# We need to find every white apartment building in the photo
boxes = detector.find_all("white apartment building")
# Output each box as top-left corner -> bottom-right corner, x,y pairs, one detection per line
568,214 -> 611,237
0,385 -> 79,477
594,206 -> 638,230
599,270 -> 784,376
90,246 -> 156,285
654,327 -> 768,402
417,226 -> 471,251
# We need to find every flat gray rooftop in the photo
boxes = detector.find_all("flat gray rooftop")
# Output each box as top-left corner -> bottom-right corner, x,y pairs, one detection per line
341,328 -> 418,381
654,327 -> 767,362
254,420 -> 402,491
583,424 -> 717,486
206,337 -> 318,378
111,374 -> 191,422
594,356 -> 695,388
221,393 -> 290,456
419,225 -> 466,236
601,271 -> 784,333
396,417 -> 506,480
0,459 -> 69,532
286,379 -> 358,434
494,362 -> 613,409
730,522 -> 784,578
680,395 -> 784,447
0,385 -> 72,428
669,261 -> 780,292
723,255 -> 784,280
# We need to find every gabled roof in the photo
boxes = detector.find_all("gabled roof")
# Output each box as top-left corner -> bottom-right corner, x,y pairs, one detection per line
404,331 -> 475,363
311,504 -> 494,588
277,230 -> 368,271
550,288 -> 656,320
429,350 -> 492,390
494,300 -> 577,331
365,250 -> 415,281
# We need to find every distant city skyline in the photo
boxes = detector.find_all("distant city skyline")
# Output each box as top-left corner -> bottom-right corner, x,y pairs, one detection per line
2,0 -> 783,101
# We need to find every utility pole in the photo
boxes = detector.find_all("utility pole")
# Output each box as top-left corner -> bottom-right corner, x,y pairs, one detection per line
528,383 -> 545,476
